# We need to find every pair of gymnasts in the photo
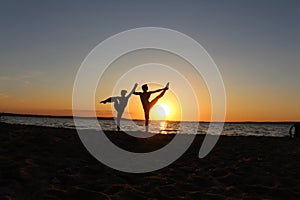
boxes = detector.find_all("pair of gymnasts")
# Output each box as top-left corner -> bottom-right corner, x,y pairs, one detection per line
100,82 -> 169,132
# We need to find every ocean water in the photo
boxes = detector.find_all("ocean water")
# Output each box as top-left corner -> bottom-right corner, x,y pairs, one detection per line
0,115 -> 293,137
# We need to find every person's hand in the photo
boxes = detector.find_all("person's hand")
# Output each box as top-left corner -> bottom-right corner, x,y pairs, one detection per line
164,82 -> 169,90
132,83 -> 138,92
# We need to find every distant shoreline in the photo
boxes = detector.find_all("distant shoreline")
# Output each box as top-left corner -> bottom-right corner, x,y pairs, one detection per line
0,112 -> 298,124
0,112 -> 113,120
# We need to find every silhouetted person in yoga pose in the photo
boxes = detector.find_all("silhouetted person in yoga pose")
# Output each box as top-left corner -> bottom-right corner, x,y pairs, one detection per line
100,83 -> 138,131
134,83 -> 169,132
289,122 -> 300,138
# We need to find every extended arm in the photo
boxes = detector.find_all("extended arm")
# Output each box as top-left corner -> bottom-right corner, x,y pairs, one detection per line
149,88 -> 165,94
150,83 -> 169,94
100,96 -> 117,104
126,83 -> 138,98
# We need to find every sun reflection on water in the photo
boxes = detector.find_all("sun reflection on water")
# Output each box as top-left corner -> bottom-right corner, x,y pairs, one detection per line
159,121 -> 167,134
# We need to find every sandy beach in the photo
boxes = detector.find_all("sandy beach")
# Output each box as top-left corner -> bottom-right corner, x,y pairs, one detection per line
0,122 -> 299,199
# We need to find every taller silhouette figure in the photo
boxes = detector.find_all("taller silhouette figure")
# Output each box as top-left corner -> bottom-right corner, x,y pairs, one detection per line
100,83 -> 138,131
134,83 -> 169,132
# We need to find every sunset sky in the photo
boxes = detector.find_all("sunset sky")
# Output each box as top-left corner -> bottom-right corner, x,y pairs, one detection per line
1,1 -> 300,122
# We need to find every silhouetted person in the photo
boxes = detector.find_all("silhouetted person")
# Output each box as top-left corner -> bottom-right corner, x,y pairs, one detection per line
289,122 -> 300,138
134,83 -> 169,132
100,83 -> 138,131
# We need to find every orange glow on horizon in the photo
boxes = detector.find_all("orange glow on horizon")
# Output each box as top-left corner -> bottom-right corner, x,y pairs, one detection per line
1,48 -> 300,122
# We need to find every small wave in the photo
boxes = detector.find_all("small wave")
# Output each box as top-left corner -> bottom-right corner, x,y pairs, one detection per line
0,116 -> 293,137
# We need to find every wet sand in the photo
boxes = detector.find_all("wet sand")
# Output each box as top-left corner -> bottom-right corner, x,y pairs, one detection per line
0,122 -> 299,199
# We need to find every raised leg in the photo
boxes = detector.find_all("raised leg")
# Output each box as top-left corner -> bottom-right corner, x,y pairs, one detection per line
149,89 -> 166,108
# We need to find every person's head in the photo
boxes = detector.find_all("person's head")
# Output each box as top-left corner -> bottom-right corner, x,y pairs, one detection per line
142,84 -> 148,92
121,90 -> 127,97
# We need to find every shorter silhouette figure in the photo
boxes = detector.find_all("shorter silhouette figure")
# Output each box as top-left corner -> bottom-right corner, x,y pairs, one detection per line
134,83 -> 169,132
289,122 -> 300,138
100,83 -> 138,131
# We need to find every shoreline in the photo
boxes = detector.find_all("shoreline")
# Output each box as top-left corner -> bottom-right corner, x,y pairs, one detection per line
0,121 -> 293,138
1,112 -> 298,123
0,122 -> 299,199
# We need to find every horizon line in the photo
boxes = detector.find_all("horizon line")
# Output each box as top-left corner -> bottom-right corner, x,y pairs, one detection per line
0,112 -> 298,123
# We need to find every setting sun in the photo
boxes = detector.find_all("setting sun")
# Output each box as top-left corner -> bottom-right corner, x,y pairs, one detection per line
151,103 -> 171,120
